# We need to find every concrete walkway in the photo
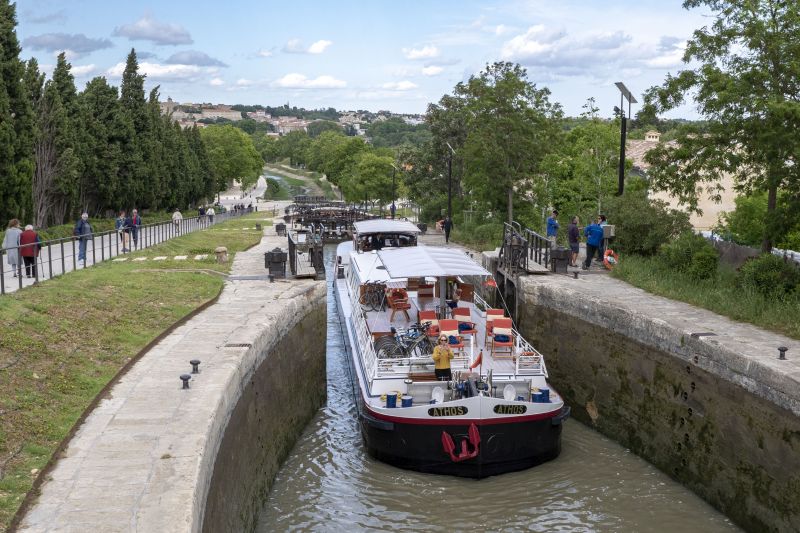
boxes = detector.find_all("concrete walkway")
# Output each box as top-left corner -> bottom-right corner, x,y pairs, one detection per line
521,274 -> 800,416
18,218 -> 324,532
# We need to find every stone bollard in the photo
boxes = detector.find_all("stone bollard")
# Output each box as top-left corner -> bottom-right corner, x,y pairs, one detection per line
215,246 -> 228,264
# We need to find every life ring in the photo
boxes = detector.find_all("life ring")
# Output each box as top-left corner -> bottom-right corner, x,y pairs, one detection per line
603,249 -> 619,270
519,351 -> 541,363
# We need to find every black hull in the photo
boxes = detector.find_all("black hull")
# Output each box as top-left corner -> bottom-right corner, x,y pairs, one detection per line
360,409 -> 565,479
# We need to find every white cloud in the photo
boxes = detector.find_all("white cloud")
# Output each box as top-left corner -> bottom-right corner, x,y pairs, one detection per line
308,40 -> 333,54
107,61 -> 204,81
23,33 -> 112,56
113,14 -> 193,46
283,39 -> 332,54
273,73 -> 346,89
210,77 -> 224,86
421,65 -> 443,76
165,50 -> 227,67
402,45 -> 439,60
71,64 -> 96,77
495,24 -> 512,36
236,78 -> 253,87
382,80 -> 418,91
257,49 -> 273,58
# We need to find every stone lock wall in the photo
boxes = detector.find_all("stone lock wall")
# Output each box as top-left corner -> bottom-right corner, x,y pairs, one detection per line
201,303 -> 326,533
518,278 -> 800,533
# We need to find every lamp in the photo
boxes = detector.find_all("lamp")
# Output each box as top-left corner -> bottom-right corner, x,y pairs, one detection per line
614,82 -> 637,196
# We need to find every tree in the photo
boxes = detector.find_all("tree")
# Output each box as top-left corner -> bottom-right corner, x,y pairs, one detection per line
277,130 -> 311,166
458,62 -> 563,223
117,49 -> 147,209
78,76 -> 122,215
252,133 -> 281,163
0,0 -> 34,226
306,119 -> 342,138
644,0 -> 800,252
340,151 -> 393,205
31,57 -> 80,227
200,124 -> 263,197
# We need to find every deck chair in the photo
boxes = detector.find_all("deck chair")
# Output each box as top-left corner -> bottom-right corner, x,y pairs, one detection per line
484,309 -> 505,346
386,288 -> 411,321
490,317 -> 514,359
439,319 -> 465,354
451,307 -> 477,337
418,310 -> 440,337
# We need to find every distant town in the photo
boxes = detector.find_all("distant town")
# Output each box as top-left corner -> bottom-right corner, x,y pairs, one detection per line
158,98 -> 425,136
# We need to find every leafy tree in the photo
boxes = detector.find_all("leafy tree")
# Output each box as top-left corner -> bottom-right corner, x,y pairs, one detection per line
644,0 -> 800,252
0,0 -> 34,226
200,124 -> 263,197
187,125 -> 216,202
603,189 -> 691,256
340,151 -> 394,206
306,119 -> 342,138
366,117 -> 431,148
458,62 -> 563,222
277,130 -> 311,166
117,49 -> 148,209
252,133 -> 281,163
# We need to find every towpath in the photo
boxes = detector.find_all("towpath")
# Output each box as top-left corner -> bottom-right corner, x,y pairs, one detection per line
17,211 -> 325,532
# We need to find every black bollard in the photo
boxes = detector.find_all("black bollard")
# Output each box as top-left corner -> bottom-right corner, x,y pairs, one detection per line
180,374 -> 191,389
190,359 -> 201,373
778,346 -> 788,360
573,271 -> 579,279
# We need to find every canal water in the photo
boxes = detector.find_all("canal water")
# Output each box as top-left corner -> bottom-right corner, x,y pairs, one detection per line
256,249 -> 740,532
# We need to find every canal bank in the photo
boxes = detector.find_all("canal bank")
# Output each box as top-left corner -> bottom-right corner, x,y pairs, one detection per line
517,274 -> 800,533
16,221 -> 326,532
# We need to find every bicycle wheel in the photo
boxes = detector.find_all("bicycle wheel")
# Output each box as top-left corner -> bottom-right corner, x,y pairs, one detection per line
374,336 -> 403,359
408,336 -> 433,357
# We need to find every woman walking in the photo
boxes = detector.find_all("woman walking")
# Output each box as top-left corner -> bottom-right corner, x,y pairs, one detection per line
2,219 -> 23,277
18,225 -> 42,278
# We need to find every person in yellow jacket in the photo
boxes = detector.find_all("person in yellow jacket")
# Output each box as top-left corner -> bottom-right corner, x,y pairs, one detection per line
433,334 -> 454,381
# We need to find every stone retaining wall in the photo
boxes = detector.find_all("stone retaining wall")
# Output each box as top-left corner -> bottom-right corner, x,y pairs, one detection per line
518,276 -> 800,533
201,303 -> 326,532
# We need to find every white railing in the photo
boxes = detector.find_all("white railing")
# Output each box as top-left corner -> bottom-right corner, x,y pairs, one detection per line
514,331 -> 548,376
352,305 -> 378,384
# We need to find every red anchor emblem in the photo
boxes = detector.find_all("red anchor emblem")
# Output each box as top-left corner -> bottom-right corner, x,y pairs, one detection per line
441,423 -> 480,462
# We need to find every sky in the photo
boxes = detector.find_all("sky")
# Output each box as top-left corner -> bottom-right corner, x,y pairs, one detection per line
15,0 -> 711,118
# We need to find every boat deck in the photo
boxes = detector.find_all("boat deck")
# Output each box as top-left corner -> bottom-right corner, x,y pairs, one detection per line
363,292 -> 526,376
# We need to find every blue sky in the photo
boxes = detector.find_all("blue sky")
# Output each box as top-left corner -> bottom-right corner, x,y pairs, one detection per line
16,0 -> 709,117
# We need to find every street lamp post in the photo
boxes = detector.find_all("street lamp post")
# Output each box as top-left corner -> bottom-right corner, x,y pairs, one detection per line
614,82 -> 637,197
391,164 -> 397,219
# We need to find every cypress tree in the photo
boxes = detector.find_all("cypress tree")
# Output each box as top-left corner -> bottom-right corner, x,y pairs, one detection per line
78,77 -> 121,214
117,49 -> 146,209
0,0 -> 34,225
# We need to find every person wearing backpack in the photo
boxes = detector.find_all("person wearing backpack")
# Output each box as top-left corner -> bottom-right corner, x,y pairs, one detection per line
73,213 -> 93,266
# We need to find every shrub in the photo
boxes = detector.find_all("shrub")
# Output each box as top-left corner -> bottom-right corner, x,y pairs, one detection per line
604,190 -> 692,256
737,254 -> 800,297
659,232 -> 719,280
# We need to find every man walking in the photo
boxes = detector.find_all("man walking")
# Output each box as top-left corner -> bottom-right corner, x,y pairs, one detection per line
583,219 -> 604,270
130,209 -> 142,249
546,210 -> 559,248
73,213 -> 92,266
206,206 -> 215,225
443,216 -> 453,244
115,210 -> 131,252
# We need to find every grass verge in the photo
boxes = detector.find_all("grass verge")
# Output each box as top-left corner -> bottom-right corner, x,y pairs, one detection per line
612,254 -> 800,340
0,212 -> 266,530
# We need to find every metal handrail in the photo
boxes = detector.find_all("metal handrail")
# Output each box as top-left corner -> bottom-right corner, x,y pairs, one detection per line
523,227 -> 551,269
0,207 -> 254,294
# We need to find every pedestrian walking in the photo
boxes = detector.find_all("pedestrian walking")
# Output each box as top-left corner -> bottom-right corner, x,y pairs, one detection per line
582,219 -> 604,270
130,209 -> 142,249
3,219 -> 23,277
115,210 -> 131,252
567,216 -> 580,267
546,210 -> 560,248
172,208 -> 183,234
443,216 -> 453,244
206,206 -> 215,225
18,225 -> 42,278
73,213 -> 93,266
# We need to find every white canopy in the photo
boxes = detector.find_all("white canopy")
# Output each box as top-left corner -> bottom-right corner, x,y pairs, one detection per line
353,219 -> 420,235
377,246 -> 490,278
